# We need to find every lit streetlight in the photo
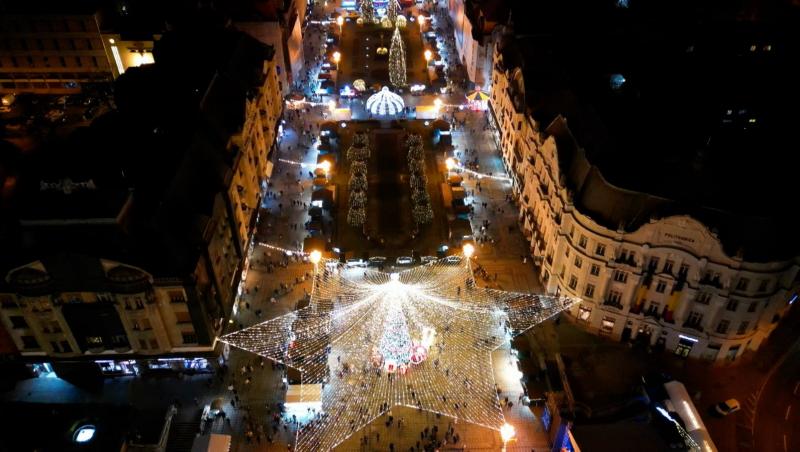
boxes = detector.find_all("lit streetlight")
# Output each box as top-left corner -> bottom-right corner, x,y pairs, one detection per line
445,157 -> 456,171
333,51 -> 341,71
462,243 -> 475,258
418,15 -> 426,28
336,16 -> 344,33
309,250 -> 322,265
434,97 -> 443,116
500,423 -> 516,451
424,49 -> 433,63
328,99 -> 336,112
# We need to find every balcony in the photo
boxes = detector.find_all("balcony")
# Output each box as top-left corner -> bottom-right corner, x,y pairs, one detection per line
603,299 -> 624,310
682,321 -> 704,333
643,308 -> 661,320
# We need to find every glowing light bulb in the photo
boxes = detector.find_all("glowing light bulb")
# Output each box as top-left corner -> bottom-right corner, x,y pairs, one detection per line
462,243 -> 475,258
309,250 -> 322,264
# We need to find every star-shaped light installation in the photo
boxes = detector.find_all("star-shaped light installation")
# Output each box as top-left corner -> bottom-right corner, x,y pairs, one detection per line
221,256 -> 579,451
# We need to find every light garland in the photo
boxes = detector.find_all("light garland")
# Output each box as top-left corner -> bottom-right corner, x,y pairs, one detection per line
387,0 -> 400,24
221,257 -> 580,451
388,26 -> 407,87
407,134 -> 433,224
365,87 -> 405,116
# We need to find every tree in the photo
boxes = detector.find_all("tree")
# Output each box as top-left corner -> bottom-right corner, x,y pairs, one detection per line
388,26 -> 407,87
359,0 -> 375,23
387,0 -> 401,24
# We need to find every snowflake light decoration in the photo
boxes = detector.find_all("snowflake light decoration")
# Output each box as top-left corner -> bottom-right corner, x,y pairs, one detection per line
221,257 -> 579,451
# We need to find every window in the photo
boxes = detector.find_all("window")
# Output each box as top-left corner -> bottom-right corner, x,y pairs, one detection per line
574,256 -> 582,268
181,332 -> 198,344
726,299 -> 739,312
9,315 -> 28,329
716,319 -> 730,334
648,257 -> 659,271
595,244 -> 606,256
613,270 -> 627,283
568,276 -> 578,290
565,247 -> 570,257
608,290 -> 622,304
737,321 -> 750,335
559,265 -> 566,279
584,284 -> 595,298
590,264 -> 600,276
663,260 -> 674,274
655,281 -> 667,293
686,311 -> 703,326
86,336 -> 103,345
21,335 -> 39,349
696,292 -> 712,305
757,279 -> 769,292
139,339 -> 148,350
601,317 -> 615,333
578,306 -> 592,321
747,301 -> 757,313
149,339 -> 159,349
578,235 -> 587,248
678,264 -> 690,277
569,226 -> 575,238
736,278 -> 750,292
60,341 -> 72,353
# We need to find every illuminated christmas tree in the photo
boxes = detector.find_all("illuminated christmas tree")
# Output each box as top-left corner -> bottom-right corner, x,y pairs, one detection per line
388,26 -> 407,87
387,0 -> 400,24
359,0 -> 374,23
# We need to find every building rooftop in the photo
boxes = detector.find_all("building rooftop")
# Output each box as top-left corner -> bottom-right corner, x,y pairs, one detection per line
499,0 -> 800,261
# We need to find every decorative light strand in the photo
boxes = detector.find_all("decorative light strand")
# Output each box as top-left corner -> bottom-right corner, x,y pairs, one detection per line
221,257 -> 580,451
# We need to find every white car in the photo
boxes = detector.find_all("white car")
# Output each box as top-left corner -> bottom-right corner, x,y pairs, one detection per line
443,256 -> 462,265
421,256 -> 438,264
346,258 -> 367,268
368,256 -> 387,266
395,256 -> 413,265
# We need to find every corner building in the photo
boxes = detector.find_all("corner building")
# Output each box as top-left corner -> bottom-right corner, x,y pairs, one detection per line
488,2 -> 800,362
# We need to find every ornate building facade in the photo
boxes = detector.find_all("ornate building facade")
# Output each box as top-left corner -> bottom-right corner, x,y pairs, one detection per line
489,37 -> 800,363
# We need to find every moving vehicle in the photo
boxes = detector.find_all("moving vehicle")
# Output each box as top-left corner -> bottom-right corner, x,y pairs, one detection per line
395,256 -> 413,265
346,258 -> 367,268
713,399 -> 740,417
443,256 -> 462,265
421,256 -> 438,264
368,256 -> 386,266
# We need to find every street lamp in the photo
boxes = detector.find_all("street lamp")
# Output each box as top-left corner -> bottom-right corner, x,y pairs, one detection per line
462,243 -> 475,258
424,49 -> 433,63
445,157 -> 456,171
337,16 -> 344,34
328,99 -> 336,112
434,97 -> 443,115
418,15 -> 426,28
500,423 -> 516,451
309,250 -> 322,265
333,51 -> 341,71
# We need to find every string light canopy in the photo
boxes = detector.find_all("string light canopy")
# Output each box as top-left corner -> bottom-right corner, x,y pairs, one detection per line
366,86 -> 405,116
221,256 -> 580,451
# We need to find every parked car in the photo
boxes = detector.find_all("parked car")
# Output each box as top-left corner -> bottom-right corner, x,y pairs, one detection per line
713,399 -> 740,416
443,256 -> 462,265
368,256 -> 387,267
396,256 -> 413,265
421,256 -> 438,264
346,258 -> 367,268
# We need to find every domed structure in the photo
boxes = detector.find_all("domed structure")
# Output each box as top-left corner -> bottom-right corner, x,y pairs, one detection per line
366,87 -> 405,116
